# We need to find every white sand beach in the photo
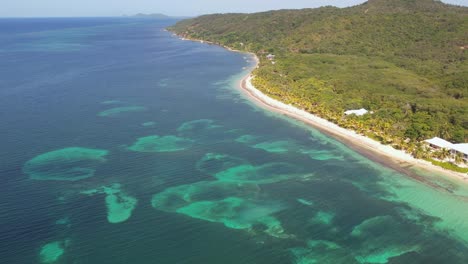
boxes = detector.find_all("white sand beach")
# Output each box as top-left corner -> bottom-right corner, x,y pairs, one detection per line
176,34 -> 467,181
239,56 -> 468,182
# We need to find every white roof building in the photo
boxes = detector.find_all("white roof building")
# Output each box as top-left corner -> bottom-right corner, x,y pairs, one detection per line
424,137 -> 454,149
452,143 -> 468,160
425,137 -> 468,161
344,108 -> 368,116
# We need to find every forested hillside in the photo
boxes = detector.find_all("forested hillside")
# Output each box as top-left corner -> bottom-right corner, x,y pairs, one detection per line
169,0 -> 468,154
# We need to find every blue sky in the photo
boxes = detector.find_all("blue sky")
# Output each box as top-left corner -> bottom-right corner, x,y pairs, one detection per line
2,0 -> 467,17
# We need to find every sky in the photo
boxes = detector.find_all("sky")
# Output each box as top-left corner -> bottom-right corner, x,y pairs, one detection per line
1,0 -> 467,17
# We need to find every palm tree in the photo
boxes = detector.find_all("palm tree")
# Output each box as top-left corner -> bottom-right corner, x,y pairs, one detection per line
433,149 -> 447,161
412,147 -> 424,159
438,148 -> 452,161
412,142 -> 429,159
454,153 -> 464,165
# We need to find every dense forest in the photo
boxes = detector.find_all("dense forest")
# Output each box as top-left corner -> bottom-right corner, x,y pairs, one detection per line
170,0 -> 468,166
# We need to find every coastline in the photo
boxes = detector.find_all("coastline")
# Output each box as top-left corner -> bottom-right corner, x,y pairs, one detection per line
239,55 -> 468,183
173,33 -> 468,183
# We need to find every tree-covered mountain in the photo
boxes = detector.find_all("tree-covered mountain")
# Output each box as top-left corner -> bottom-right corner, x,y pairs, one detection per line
169,0 -> 468,154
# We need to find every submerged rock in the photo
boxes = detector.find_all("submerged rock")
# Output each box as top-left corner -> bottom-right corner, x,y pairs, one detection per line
81,184 -> 137,224
299,149 -> 345,161
128,135 -> 193,152
100,100 -> 121,105
311,211 -> 335,226
98,106 -> 147,117
351,215 -> 421,263
105,191 -> 138,224
214,162 -> 304,184
235,134 -> 260,144
196,153 -> 247,175
253,140 -> 293,153
141,121 -> 157,127
55,217 -> 70,227
151,181 -> 259,211
238,135 -> 344,161
23,147 -> 108,181
39,240 -> 69,264
297,198 -> 314,206
151,180 -> 289,237
177,119 -> 222,135
290,239 -> 356,264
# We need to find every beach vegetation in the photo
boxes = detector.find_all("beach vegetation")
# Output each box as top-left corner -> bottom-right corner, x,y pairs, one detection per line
169,0 -> 468,171
425,158 -> 468,173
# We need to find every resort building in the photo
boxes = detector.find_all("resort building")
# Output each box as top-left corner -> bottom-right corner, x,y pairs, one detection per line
425,137 -> 468,163
425,137 -> 454,150
452,144 -> 468,162
344,108 -> 368,116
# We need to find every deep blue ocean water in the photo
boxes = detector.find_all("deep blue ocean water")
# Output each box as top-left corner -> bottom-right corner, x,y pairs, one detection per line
1,18 -> 468,264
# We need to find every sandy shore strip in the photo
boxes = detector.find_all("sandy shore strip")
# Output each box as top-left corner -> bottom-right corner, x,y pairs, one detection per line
239,57 -> 468,182
172,33 -> 467,182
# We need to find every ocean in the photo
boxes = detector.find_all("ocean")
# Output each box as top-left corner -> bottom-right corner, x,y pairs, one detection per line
1,17 -> 468,264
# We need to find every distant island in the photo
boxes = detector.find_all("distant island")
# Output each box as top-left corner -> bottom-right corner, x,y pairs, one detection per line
169,0 -> 468,173
124,13 -> 173,19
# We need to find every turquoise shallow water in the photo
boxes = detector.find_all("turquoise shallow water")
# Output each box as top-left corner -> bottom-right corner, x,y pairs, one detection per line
1,17 -> 468,263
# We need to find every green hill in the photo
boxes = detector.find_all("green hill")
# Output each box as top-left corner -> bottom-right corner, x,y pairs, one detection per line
169,0 -> 468,150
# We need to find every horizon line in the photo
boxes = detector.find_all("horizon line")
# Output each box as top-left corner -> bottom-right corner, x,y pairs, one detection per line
1,2 -> 467,19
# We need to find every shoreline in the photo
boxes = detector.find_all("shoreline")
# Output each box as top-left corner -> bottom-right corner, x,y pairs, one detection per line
173,33 -> 468,183
239,56 -> 468,183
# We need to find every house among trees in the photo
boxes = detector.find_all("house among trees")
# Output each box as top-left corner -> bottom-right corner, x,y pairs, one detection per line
344,108 -> 368,116
425,137 -> 468,163
425,137 -> 454,150
452,144 -> 468,162
266,54 -> 275,60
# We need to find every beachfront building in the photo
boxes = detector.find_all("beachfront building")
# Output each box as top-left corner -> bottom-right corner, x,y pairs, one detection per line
452,144 -> 468,162
425,137 -> 468,163
344,108 -> 368,116
425,137 -> 454,150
